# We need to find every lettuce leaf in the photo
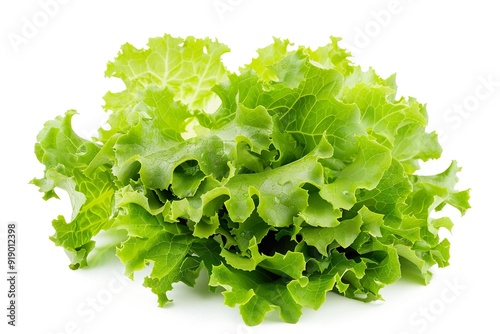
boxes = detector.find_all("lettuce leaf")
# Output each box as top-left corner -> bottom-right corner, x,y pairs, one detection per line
33,34 -> 470,325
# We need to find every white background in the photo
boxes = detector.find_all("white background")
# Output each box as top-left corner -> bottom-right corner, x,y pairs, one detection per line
1,1 -> 499,333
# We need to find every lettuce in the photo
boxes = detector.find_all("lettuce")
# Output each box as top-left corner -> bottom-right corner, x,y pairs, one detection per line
32,34 -> 470,325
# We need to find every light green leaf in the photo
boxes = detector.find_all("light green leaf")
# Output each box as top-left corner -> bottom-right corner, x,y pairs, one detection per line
320,136 -> 392,210
32,111 -> 115,269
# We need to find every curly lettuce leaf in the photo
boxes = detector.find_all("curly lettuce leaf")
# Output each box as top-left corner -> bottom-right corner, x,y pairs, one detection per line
32,111 -> 115,269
